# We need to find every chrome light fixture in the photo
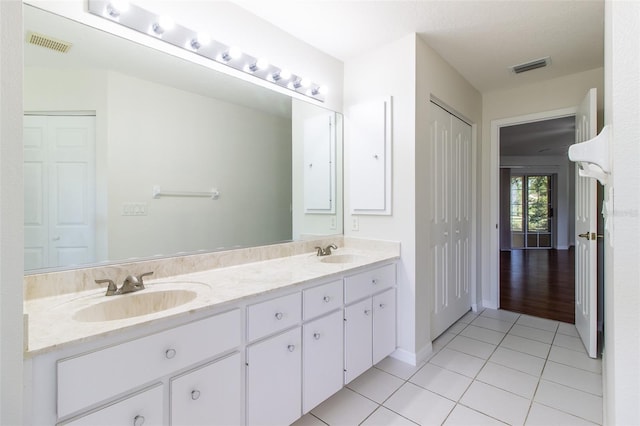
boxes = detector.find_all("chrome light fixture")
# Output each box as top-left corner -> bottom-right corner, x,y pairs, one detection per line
89,0 -> 326,102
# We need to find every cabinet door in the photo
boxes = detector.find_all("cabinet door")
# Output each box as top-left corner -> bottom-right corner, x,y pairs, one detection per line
170,352 -> 241,426
373,289 -> 396,364
344,298 -> 373,384
247,327 -> 302,426
60,384 -> 162,426
303,310 -> 343,413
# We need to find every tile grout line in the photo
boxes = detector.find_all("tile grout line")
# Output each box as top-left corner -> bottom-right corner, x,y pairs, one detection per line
521,321 -> 559,425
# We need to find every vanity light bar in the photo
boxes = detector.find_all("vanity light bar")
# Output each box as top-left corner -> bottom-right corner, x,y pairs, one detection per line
88,0 -> 326,102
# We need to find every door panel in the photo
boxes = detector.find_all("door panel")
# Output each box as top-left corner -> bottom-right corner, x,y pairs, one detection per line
429,103 -> 472,337
23,115 -> 96,269
574,88 -> 598,358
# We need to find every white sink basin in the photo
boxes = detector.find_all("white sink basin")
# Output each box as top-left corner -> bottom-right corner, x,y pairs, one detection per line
320,254 -> 364,264
73,289 -> 198,322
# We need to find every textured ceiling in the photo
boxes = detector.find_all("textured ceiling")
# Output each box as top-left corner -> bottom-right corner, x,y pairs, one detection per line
234,0 -> 604,93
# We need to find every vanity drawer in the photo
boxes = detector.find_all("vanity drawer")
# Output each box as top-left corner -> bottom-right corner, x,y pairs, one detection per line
247,292 -> 301,342
303,280 -> 343,320
59,383 -> 163,426
57,309 -> 241,419
344,264 -> 396,304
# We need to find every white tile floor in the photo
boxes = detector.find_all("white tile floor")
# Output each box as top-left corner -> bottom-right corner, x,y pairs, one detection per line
293,308 -> 602,426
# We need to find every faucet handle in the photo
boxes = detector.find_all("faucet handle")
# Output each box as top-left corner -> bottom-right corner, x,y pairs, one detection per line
315,246 -> 325,256
324,244 -> 338,255
95,279 -> 117,296
136,271 -> 154,289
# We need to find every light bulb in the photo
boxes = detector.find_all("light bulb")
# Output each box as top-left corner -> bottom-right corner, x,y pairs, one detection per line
107,0 -> 129,17
153,15 -> 175,34
273,68 -> 292,81
221,46 -> 242,61
250,57 -> 269,72
191,32 -> 211,50
299,78 -> 311,88
158,16 -> 175,30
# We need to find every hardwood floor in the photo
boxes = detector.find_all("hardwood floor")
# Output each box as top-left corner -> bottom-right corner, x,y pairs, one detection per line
500,248 -> 575,324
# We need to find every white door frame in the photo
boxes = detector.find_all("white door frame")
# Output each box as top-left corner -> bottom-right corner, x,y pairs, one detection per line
488,107 -> 577,308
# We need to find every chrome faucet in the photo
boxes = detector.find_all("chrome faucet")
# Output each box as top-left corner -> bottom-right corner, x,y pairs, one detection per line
315,244 -> 338,256
95,272 -> 153,296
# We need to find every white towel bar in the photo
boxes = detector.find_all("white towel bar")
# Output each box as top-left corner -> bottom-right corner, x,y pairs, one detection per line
152,185 -> 220,200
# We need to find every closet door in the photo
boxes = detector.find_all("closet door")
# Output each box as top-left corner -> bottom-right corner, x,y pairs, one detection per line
428,103 -> 472,338
450,115 -> 472,329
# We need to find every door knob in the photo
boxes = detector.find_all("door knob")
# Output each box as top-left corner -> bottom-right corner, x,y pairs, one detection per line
578,232 -> 591,240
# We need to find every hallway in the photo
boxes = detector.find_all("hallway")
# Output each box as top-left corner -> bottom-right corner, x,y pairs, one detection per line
499,249 -> 575,324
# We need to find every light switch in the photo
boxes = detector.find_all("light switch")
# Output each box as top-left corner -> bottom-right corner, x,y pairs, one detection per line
122,202 -> 148,216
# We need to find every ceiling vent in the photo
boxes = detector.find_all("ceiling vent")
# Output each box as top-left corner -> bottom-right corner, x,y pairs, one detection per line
27,32 -> 72,53
510,57 -> 550,74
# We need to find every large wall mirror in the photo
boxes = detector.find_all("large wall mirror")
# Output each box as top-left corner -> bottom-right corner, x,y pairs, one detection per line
23,5 -> 343,273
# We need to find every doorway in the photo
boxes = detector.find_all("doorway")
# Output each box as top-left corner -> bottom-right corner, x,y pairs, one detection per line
498,114 -> 576,322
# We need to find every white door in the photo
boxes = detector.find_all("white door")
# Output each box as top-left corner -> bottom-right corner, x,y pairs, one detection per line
303,112 -> 336,213
302,310 -> 343,413
343,298 -> 373,384
246,327 -> 302,426
372,288 -> 396,364
574,89 -> 598,358
171,353 -> 242,426
23,115 -> 96,269
429,103 -> 472,338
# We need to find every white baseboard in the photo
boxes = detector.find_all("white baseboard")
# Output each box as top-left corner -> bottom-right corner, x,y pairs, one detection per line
390,342 -> 433,367
483,299 -> 499,310
557,245 -> 570,250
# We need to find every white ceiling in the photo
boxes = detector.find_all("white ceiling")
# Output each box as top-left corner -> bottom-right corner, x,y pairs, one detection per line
234,0 -> 605,93
500,116 -> 575,157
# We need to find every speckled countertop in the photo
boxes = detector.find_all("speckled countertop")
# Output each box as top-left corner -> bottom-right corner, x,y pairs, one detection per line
24,242 -> 399,357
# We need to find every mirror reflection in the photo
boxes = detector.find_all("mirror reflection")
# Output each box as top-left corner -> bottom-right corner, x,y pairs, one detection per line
23,5 -> 342,273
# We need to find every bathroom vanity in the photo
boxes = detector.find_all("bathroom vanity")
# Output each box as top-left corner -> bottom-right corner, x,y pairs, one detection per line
23,238 -> 399,425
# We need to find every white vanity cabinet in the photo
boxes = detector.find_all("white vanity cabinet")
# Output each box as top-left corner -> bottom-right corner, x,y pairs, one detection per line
55,309 -> 241,424
29,258 -> 399,426
170,352 -> 242,426
343,265 -> 397,384
302,279 -> 344,413
246,327 -> 302,426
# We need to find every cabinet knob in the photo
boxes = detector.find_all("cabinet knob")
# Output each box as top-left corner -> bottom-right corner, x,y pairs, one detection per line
275,312 -> 284,320
313,332 -> 321,340
287,344 -> 296,352
165,348 -> 177,359
379,303 -> 386,309
323,296 -> 331,303
191,390 -> 201,400
364,309 -> 371,316
133,415 -> 145,426
372,279 -> 378,285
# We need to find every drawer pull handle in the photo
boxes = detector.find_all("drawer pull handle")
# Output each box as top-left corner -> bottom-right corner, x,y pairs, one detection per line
165,348 -> 177,359
372,279 -> 378,285
133,415 -> 145,426
323,296 -> 331,303
191,390 -> 201,400
364,309 -> 371,316
313,332 -> 321,340
275,312 -> 284,320
287,344 -> 296,352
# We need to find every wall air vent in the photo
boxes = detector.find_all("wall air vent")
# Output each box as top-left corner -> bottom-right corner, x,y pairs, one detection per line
510,57 -> 550,74
27,32 -> 72,53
